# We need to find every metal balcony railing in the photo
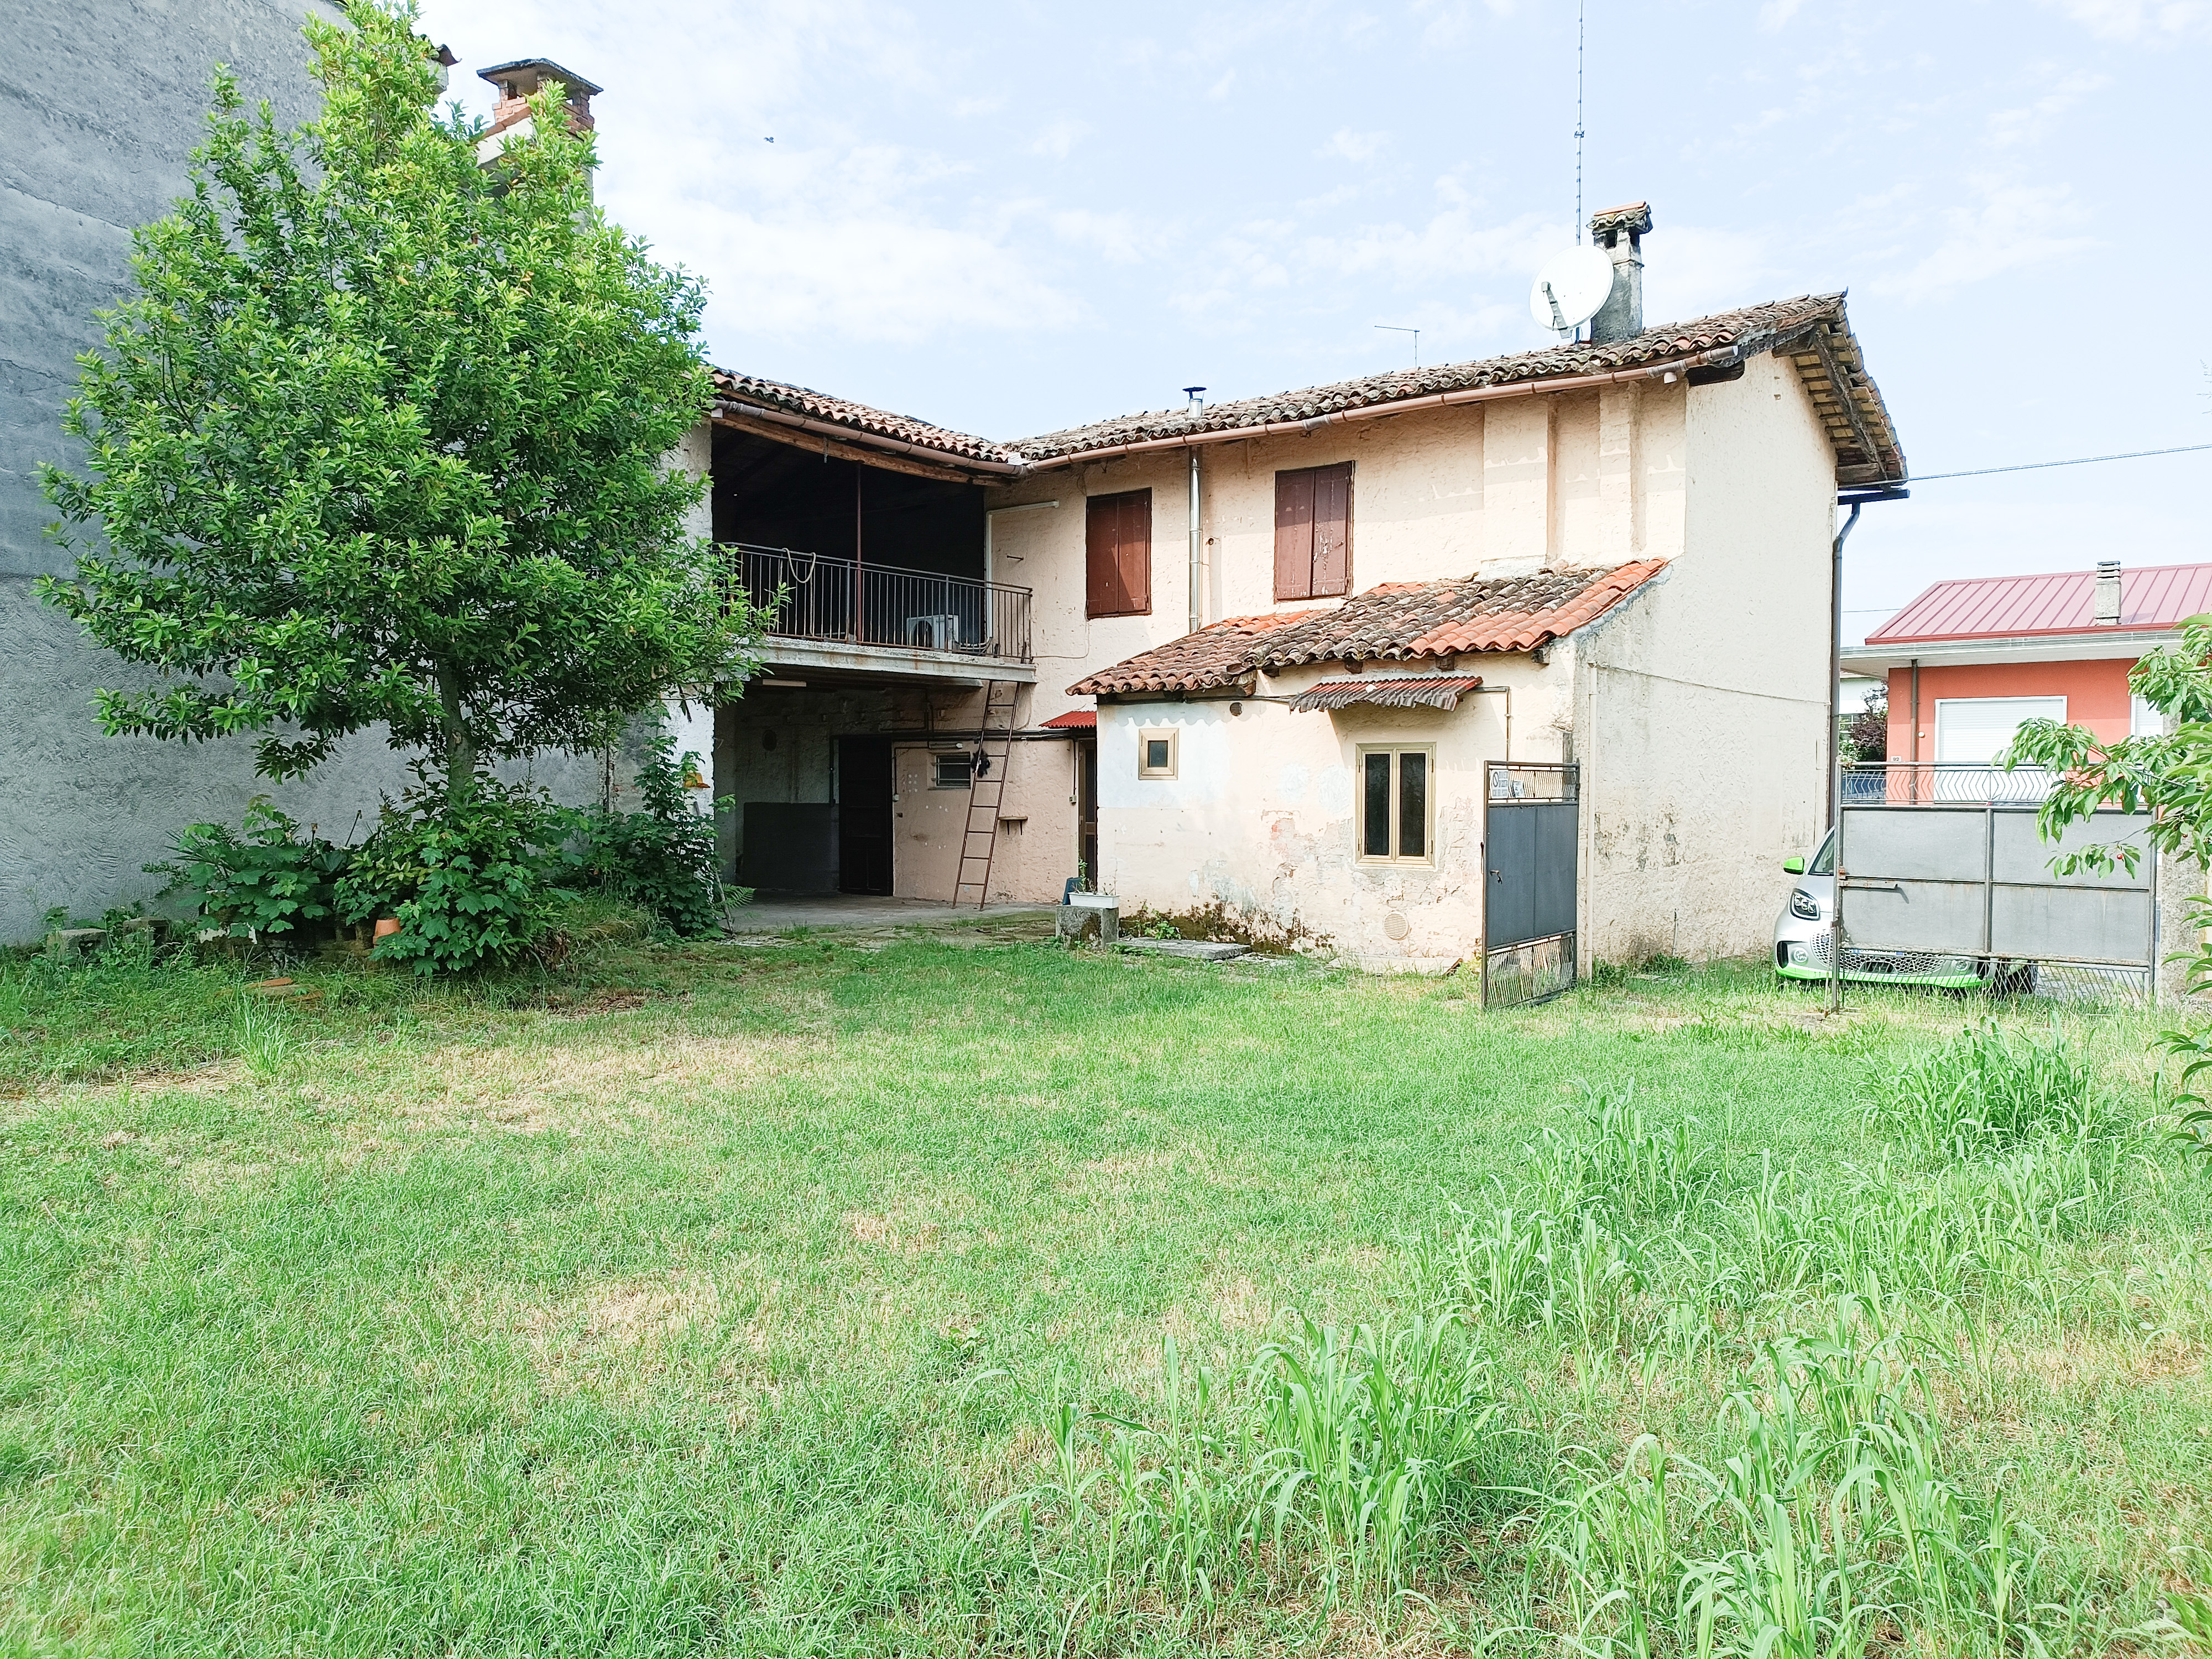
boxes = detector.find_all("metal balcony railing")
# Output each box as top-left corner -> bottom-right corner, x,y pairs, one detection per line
1842,761 -> 2057,805
725,544 -> 1032,664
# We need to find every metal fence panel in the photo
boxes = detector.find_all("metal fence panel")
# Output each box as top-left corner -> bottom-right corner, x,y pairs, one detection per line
1831,765 -> 2156,1008
1991,885 -> 2153,963
1840,878 -> 1989,953
1990,811 -> 2151,889
1842,807 -> 1987,882
1482,763 -> 1579,1009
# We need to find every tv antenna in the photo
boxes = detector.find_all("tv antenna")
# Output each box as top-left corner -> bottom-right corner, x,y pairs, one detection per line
1374,325 -> 1420,368
1574,0 -> 1585,241
1526,3 -> 1605,340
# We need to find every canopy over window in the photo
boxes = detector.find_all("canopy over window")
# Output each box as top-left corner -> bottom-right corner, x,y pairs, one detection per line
1289,675 -> 1484,713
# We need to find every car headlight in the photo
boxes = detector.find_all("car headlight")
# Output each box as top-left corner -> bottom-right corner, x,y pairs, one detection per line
1789,889 -> 1821,921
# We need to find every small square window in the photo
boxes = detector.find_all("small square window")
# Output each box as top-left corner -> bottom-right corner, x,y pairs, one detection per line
1357,745 -> 1434,864
1138,728 -> 1178,780
933,752 -> 972,789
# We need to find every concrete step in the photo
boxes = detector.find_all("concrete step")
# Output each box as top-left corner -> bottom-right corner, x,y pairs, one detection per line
1119,937 -> 1249,962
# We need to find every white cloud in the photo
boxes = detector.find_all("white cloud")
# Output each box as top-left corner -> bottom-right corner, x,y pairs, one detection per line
1986,70 -> 2109,145
1321,127 -> 1387,162
1640,227 -> 1785,325
1031,119 -> 1088,159
1759,0 -> 1804,29
1048,210 -> 1160,265
1303,207 -> 1563,286
2042,0 -> 2208,37
1869,180 -> 2097,301
415,1 -> 1089,351
1207,68 -> 1238,100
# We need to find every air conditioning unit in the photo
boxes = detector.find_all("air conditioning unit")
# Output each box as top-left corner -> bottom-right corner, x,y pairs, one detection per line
906,613 -> 962,650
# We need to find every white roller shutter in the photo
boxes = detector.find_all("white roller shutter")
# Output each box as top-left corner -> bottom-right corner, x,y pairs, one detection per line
1933,696 -> 2067,765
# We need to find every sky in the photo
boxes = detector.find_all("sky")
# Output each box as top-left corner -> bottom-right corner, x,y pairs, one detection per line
419,0 -> 2212,646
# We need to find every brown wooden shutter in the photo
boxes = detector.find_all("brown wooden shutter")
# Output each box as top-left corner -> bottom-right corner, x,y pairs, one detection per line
1118,489 -> 1151,616
1086,495 -> 1116,616
1311,462 -> 1352,597
1274,468 -> 1316,601
1086,490 -> 1151,618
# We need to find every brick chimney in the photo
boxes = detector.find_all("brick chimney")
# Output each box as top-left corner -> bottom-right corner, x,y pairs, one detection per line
1587,202 -> 1652,345
2094,560 -> 2122,627
476,58 -> 602,150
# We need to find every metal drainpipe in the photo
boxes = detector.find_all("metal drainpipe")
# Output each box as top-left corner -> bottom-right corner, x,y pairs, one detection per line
1827,501 -> 1863,829
1187,446 -> 1202,634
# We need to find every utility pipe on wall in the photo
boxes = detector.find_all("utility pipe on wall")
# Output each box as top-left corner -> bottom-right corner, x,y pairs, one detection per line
1188,447 -> 1203,634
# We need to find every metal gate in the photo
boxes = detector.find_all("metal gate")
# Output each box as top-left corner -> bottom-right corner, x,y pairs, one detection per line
1832,763 -> 2157,1006
1481,763 -> 1579,1008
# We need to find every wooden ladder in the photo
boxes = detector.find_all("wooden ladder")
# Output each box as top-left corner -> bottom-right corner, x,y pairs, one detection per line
952,679 -> 1021,909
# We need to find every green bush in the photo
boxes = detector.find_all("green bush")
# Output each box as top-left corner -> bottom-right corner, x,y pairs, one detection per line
151,799 -> 347,943
559,736 -> 736,938
342,775 -> 564,975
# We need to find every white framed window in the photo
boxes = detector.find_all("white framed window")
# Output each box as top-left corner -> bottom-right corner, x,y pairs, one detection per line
2131,693 -> 2166,738
1358,744 -> 1433,864
1932,696 -> 2067,766
932,752 -> 972,789
1137,728 -> 1178,780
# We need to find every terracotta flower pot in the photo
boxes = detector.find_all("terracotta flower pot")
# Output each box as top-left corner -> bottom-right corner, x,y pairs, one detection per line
373,917 -> 403,940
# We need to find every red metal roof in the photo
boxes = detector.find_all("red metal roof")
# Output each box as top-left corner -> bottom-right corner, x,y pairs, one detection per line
1040,709 -> 1096,729
1867,562 -> 2212,644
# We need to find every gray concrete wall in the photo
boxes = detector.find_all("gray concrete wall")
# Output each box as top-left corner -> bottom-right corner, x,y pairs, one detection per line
0,1 -> 606,941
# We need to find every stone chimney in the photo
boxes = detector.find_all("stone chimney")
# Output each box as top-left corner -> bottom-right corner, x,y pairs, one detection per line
476,58 -> 602,152
1587,201 -> 1652,345
2094,560 -> 2122,627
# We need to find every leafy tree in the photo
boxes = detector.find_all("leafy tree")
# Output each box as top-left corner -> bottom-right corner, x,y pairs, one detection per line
2008,623 -> 2212,1161
36,0 -> 760,804
1845,682 -> 1888,763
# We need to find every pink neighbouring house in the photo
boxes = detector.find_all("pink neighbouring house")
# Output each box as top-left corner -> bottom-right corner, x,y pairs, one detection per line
1842,560 -> 2212,773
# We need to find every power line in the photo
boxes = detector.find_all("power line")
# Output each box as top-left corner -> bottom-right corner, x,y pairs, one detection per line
1909,442 -> 2212,483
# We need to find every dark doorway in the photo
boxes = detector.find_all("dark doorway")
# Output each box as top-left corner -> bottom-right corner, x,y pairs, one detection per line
837,736 -> 894,896
1078,740 -> 1098,888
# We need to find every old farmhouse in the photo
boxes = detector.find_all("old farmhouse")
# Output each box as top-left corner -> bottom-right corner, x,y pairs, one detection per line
684,205 -> 1907,976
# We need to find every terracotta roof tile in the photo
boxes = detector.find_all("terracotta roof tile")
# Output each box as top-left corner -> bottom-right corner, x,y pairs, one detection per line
709,368 -> 1018,466
1009,294 -> 1903,487
1068,611 -> 1322,697
1040,709 -> 1097,729
1071,561 -> 1666,697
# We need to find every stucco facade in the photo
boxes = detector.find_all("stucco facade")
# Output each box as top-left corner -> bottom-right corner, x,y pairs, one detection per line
1060,348 -> 1840,971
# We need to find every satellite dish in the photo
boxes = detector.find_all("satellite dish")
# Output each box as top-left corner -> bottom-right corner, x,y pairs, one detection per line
1527,244 -> 1616,337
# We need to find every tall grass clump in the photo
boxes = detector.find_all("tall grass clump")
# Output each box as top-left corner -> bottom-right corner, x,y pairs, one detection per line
234,993 -> 295,1082
1547,1306 -> 2064,1659
980,1314 -> 1528,1633
1878,1019 -> 2112,1155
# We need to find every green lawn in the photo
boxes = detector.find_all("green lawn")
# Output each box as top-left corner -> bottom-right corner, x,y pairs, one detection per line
1,930 -> 2205,1655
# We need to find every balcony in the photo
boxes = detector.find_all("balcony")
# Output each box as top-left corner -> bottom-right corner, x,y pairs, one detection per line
726,543 -> 1034,680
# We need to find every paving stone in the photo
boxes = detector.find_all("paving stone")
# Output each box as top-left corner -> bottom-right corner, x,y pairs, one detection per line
1119,938 -> 1249,962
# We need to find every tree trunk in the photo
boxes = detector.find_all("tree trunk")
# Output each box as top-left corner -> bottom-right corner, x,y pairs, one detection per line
436,662 -> 475,804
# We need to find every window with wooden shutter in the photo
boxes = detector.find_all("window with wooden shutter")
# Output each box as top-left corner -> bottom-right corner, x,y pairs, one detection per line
1085,489 -> 1152,618
1274,462 -> 1353,601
